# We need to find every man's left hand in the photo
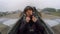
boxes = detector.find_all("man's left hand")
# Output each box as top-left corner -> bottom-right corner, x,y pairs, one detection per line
32,16 -> 37,22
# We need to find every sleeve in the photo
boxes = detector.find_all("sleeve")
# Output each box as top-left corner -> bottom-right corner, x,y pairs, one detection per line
19,19 -> 28,34
35,19 -> 45,31
35,20 -> 41,26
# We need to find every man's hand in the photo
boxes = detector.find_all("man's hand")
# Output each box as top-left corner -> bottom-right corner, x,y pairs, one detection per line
26,17 -> 30,23
32,16 -> 37,22
26,16 -> 37,23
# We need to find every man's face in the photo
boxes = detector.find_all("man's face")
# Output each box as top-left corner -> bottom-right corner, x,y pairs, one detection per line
26,10 -> 33,16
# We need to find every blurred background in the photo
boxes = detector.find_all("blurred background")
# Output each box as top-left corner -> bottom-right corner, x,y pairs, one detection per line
0,0 -> 60,34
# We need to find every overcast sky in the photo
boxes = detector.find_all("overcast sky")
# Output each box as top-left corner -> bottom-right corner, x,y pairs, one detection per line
0,0 -> 60,12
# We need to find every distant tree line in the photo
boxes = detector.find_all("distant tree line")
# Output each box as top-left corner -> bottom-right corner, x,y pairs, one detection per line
57,9 -> 60,12
0,12 -> 9,17
42,8 -> 60,12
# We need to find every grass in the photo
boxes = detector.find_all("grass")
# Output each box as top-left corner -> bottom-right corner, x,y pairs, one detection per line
50,12 -> 60,17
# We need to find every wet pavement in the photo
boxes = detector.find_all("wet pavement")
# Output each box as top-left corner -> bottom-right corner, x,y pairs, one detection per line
0,18 -> 19,34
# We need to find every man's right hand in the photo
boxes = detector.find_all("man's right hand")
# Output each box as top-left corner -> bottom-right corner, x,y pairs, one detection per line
26,17 -> 30,23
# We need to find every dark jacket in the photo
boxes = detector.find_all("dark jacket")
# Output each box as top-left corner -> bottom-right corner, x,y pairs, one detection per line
18,19 -> 45,34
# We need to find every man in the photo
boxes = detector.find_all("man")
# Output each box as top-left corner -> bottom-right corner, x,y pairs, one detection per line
18,6 -> 45,34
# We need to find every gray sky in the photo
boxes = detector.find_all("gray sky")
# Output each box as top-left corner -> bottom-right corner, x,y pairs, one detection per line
0,0 -> 60,12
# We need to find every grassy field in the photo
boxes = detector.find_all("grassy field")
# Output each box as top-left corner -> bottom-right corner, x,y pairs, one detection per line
0,12 -> 21,19
50,12 -> 60,17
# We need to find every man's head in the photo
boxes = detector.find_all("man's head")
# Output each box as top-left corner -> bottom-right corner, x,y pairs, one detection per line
24,6 -> 33,16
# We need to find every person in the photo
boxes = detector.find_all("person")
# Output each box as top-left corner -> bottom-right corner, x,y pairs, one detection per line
18,6 -> 45,34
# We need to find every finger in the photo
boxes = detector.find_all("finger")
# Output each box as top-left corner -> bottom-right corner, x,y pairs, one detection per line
32,16 -> 34,18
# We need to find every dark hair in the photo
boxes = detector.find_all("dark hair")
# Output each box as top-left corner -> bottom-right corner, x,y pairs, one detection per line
24,6 -> 33,13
